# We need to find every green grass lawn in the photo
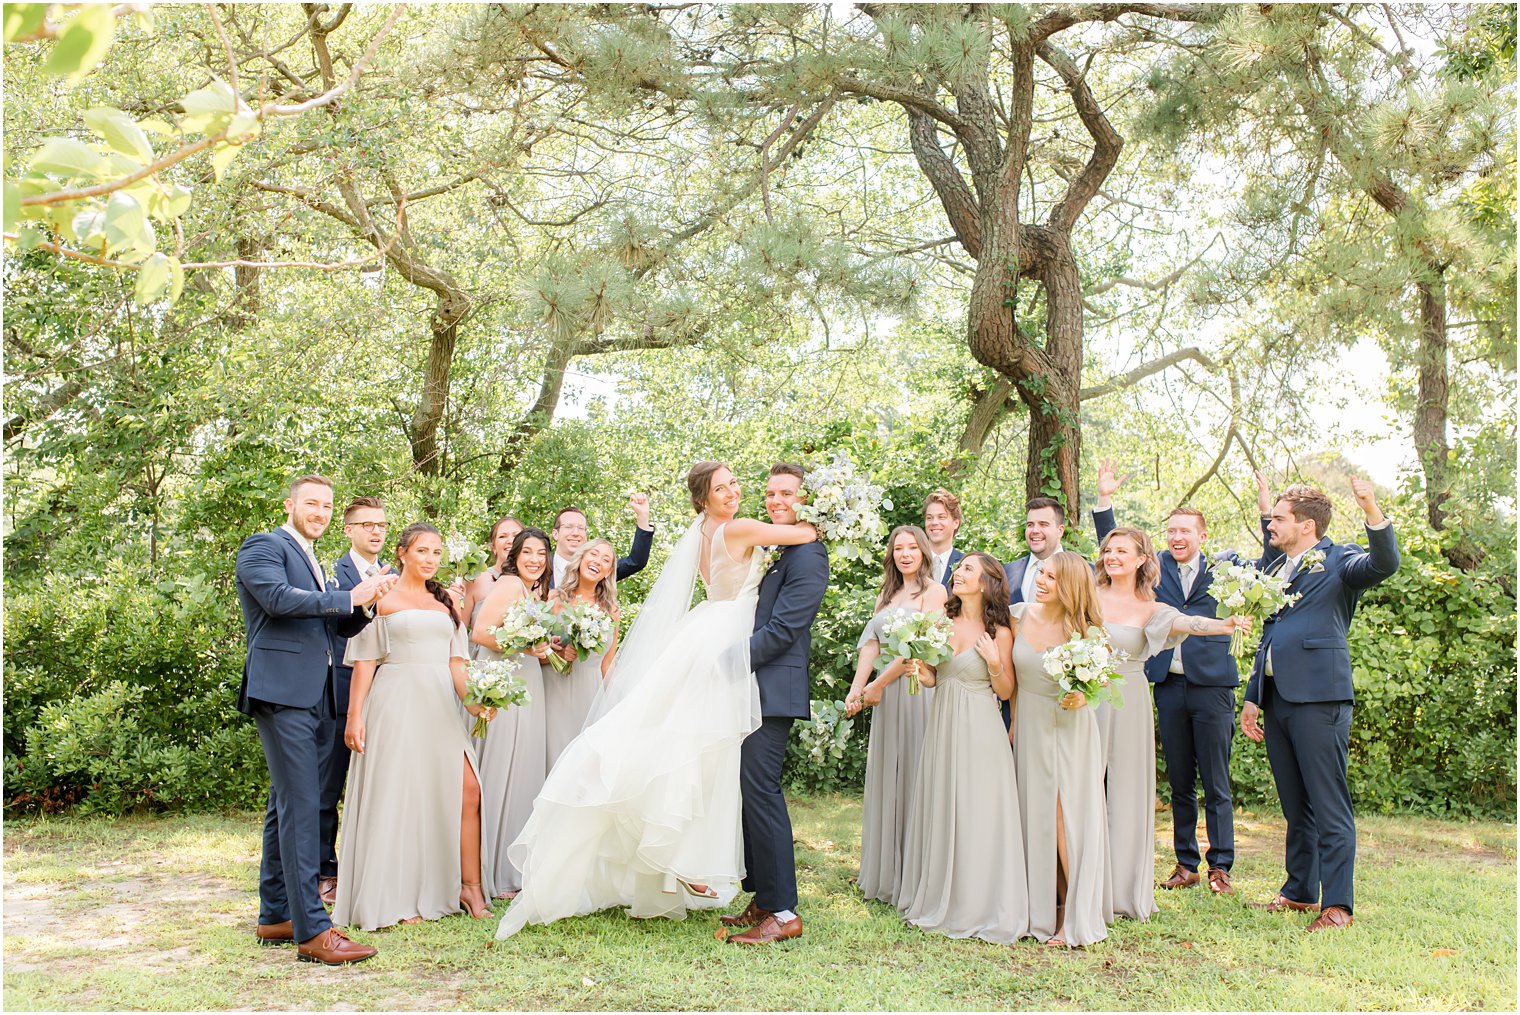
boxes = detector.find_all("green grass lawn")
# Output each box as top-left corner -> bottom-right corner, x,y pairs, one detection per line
4,795 -> 1515,1011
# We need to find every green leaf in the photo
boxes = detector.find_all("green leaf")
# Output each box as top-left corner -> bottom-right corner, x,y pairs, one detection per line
71,207 -> 106,246
42,4 -> 116,83
82,107 -> 154,162
209,143 -> 241,183
167,255 -> 184,304
3,4 -> 49,43
226,109 -> 260,140
180,79 -> 238,134
103,191 -> 146,253
134,252 -> 171,304
3,181 -> 19,232
164,183 -> 192,217
30,137 -> 106,179
14,223 -> 45,251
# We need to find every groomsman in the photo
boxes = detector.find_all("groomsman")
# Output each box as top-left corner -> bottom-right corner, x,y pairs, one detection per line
1000,496 -> 1115,731
317,496 -> 388,906
1241,478 -> 1399,932
236,475 -> 396,965
549,493 -> 654,588
922,489 -> 965,590
1092,463 -> 1272,895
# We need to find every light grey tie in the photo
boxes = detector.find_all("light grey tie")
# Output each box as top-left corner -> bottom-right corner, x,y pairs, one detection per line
364,563 -> 379,579
1180,561 -> 1195,598
1027,558 -> 1043,600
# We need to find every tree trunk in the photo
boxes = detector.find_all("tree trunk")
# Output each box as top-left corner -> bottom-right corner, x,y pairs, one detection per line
409,310 -> 463,477
1414,274 -> 1451,530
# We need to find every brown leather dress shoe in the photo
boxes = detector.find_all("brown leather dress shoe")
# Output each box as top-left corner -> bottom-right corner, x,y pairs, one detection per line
1306,906 -> 1353,932
1207,868 -> 1233,894
1159,863 -> 1201,889
728,913 -> 802,945
255,920 -> 294,946
297,928 -> 378,965
1252,893 -> 1320,913
319,876 -> 339,907
719,899 -> 771,929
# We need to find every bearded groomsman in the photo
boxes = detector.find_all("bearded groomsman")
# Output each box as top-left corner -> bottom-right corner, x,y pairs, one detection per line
1241,477 -> 1399,932
236,475 -> 397,965
1001,495 -> 1114,732
1093,462 -> 1273,895
922,489 -> 965,590
317,496 -> 388,906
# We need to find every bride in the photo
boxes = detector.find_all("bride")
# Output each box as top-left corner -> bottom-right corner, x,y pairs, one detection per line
496,461 -> 818,938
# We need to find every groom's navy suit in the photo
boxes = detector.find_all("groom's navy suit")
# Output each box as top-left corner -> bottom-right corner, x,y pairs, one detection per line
236,528 -> 373,942
1245,523 -> 1399,913
744,541 -> 829,914
317,552 -> 385,879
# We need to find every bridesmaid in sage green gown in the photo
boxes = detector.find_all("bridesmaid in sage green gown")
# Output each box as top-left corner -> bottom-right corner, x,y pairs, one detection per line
335,523 -> 497,931
543,538 -> 620,770
1095,526 -> 1250,922
470,528 -> 552,898
896,552 -> 1028,943
845,525 -> 947,906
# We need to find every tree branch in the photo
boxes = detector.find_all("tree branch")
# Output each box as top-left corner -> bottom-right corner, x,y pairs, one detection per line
1079,345 -> 1217,400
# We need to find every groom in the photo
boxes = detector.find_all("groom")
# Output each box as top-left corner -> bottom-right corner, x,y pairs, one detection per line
723,462 -> 829,945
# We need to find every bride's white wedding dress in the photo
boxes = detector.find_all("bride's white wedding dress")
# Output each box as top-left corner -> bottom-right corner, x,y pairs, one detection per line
496,517 -> 763,938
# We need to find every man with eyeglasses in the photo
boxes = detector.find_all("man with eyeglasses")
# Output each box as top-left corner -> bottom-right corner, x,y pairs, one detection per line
317,496 -> 389,905
549,494 -> 654,589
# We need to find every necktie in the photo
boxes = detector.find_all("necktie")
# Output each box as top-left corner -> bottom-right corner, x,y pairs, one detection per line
364,563 -> 379,579
1026,558 -> 1043,600
1180,561 -> 1195,598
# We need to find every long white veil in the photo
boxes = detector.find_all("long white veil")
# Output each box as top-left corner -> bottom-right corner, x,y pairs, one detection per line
583,513 -> 704,724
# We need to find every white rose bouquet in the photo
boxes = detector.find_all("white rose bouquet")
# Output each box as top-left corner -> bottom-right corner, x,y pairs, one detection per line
1208,559 -> 1303,658
546,601 -> 615,674
796,698 -> 855,767
874,608 -> 956,695
1042,627 -> 1126,710
463,659 -> 531,738
489,598 -> 556,656
793,451 -> 890,562
435,531 -> 493,585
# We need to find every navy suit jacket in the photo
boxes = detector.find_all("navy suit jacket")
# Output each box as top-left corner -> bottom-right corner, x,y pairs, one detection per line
937,547 -> 965,590
1244,524 -> 1400,706
749,541 -> 829,720
329,553 -> 386,714
1094,508 -> 1270,687
235,529 -> 372,715
1005,508 -> 1111,604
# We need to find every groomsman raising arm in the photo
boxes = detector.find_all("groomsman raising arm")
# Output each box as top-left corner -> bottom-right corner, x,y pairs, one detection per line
922,489 -> 965,590
549,494 -> 654,589
1240,477 -> 1399,933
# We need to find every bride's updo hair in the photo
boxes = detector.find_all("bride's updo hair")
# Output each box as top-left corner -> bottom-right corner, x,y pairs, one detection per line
686,460 -> 728,514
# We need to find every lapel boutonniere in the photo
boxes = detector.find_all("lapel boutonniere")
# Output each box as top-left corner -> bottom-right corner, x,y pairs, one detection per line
1298,549 -> 1327,576
757,545 -> 780,574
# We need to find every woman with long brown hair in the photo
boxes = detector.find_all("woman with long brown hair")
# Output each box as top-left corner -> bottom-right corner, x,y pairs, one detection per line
542,537 -> 620,769
334,523 -> 498,929
471,527 -> 554,899
464,515 -> 523,641
1010,550 -> 1110,947
1096,527 -> 1250,922
894,551 -> 1028,943
845,525 -> 948,905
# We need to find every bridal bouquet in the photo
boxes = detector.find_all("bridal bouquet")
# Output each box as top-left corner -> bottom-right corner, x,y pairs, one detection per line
793,451 -> 890,562
874,608 -> 955,694
546,601 -> 615,674
797,698 -> 855,767
435,531 -> 493,586
1042,627 -> 1126,710
463,659 -> 532,738
490,599 -> 556,656
1208,559 -> 1303,658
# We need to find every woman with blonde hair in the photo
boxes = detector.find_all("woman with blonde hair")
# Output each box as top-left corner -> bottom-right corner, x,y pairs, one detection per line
1095,527 -> 1250,922
844,525 -> 948,905
543,538 -> 620,769
1009,550 -> 1111,947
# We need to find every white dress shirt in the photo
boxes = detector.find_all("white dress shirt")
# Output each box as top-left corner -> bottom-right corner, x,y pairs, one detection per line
931,547 -> 955,584
280,523 -> 325,585
1169,555 -> 1200,674
347,549 -> 380,580
552,554 -> 572,588
1020,555 -> 1048,603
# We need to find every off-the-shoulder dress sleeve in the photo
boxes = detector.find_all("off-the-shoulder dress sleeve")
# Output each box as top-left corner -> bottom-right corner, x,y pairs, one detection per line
855,609 -> 887,651
1010,601 -> 1031,625
450,622 -> 470,661
1140,604 -> 1186,660
343,615 -> 389,666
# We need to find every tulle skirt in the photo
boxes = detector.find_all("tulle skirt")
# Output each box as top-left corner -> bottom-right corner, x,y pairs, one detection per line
496,594 -> 761,937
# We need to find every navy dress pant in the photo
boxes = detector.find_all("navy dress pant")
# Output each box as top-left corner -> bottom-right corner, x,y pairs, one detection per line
250,697 -> 334,942
1152,676 -> 1236,872
740,717 -> 798,914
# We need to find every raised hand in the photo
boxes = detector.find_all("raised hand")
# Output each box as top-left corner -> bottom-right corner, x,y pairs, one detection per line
350,565 -> 398,607
1254,469 -> 1273,517
1350,476 -> 1384,525
628,491 -> 652,530
1096,458 -> 1127,506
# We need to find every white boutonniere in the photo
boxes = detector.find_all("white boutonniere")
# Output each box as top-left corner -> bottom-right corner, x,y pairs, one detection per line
756,545 -> 780,573
1299,549 -> 1327,576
